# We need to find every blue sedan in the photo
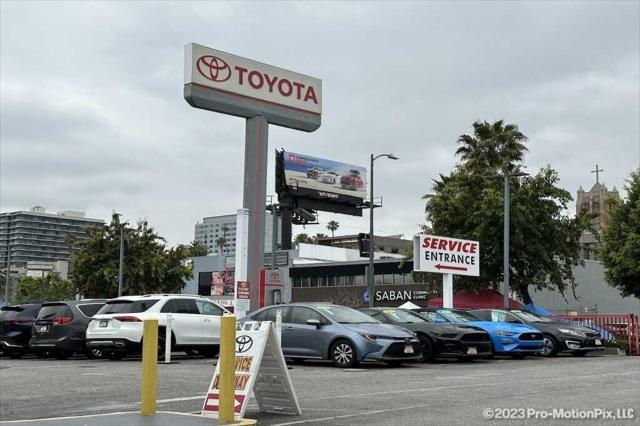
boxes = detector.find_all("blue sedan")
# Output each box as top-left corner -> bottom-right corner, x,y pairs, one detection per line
243,303 -> 422,367
418,308 -> 544,358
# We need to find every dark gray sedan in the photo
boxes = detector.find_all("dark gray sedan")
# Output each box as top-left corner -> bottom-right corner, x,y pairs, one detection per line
243,303 -> 422,367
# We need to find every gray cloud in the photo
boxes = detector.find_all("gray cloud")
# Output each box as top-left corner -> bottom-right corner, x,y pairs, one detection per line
1,1 -> 638,245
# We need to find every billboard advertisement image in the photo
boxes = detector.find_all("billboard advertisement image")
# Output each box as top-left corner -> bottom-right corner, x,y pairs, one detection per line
281,151 -> 367,204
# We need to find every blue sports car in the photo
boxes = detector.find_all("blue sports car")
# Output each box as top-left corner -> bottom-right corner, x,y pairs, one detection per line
417,308 -> 544,358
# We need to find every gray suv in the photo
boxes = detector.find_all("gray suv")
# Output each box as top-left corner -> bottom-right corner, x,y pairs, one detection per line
243,303 -> 421,367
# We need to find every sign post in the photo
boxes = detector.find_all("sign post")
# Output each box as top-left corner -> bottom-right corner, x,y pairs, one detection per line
413,234 -> 480,308
184,44 -> 322,312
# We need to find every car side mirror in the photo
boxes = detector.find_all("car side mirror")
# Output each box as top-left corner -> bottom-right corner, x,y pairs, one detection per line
306,319 -> 322,328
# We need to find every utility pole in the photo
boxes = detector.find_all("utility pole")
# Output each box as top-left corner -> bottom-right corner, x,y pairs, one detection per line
118,225 -> 124,297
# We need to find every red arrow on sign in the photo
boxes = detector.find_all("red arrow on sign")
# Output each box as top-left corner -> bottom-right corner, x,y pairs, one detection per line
435,264 -> 468,271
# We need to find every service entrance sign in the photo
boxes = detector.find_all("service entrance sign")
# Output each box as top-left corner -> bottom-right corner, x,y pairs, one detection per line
413,234 -> 480,309
202,321 -> 300,420
413,235 -> 480,277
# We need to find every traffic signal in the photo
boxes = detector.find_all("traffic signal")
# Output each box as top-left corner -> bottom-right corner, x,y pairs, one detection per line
358,233 -> 370,257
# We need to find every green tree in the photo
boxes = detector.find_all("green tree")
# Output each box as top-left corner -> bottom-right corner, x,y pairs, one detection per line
69,213 -> 192,298
215,237 -> 226,255
15,274 -> 76,304
423,121 -> 590,304
456,120 -> 528,174
599,169 -> 640,298
187,240 -> 208,257
294,233 -> 313,245
326,220 -> 340,237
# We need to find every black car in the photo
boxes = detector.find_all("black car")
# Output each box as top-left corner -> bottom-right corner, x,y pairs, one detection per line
0,303 -> 42,358
360,307 -> 493,361
30,300 -> 106,359
469,309 -> 605,357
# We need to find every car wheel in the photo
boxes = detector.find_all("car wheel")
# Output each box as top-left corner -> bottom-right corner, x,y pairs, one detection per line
157,335 -> 166,360
331,339 -> 357,368
418,335 -> 435,362
85,347 -> 103,359
571,351 -> 588,357
541,335 -> 559,357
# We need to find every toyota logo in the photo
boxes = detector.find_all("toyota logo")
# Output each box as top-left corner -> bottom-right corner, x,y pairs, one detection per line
236,335 -> 253,353
196,55 -> 231,82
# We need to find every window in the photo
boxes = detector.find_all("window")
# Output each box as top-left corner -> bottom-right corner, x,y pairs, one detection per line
77,303 -> 104,317
355,275 -> 364,286
289,307 -> 326,325
254,306 -> 289,322
161,298 -> 199,314
97,299 -> 159,315
196,300 -> 224,316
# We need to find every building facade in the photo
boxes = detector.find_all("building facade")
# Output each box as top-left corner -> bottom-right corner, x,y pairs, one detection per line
0,206 -> 104,266
194,212 -> 281,256
316,234 -> 412,256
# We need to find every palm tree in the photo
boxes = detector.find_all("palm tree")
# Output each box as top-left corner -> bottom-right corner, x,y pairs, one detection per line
326,220 -> 339,237
456,120 -> 528,174
293,233 -> 313,245
187,240 -> 208,257
215,237 -> 226,255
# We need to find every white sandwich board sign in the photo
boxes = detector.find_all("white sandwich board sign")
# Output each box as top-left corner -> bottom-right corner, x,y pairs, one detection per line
201,321 -> 301,420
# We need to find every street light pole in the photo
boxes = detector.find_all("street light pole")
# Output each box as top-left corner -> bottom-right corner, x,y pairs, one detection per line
118,225 -> 124,297
367,153 -> 398,308
4,244 -> 11,304
501,171 -> 528,309
503,175 -> 509,309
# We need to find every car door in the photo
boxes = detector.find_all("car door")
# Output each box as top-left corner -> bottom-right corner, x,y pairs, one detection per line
196,300 -> 224,345
160,299 -> 202,345
283,307 -> 328,358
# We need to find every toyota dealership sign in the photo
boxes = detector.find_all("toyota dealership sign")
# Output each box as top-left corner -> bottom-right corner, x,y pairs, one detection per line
184,43 -> 322,132
413,234 -> 480,277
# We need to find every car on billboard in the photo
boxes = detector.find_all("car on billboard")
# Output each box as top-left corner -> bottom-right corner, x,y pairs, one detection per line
306,167 -> 325,179
320,171 -> 340,184
340,169 -> 365,191
469,309 -> 604,357
242,303 -> 422,367
359,307 -> 492,362
418,308 -> 544,358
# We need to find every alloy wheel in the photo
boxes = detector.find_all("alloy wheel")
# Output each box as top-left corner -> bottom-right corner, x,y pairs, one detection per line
542,337 -> 555,356
334,343 -> 354,367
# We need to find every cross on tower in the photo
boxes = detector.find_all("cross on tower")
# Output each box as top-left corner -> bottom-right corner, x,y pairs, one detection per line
591,164 -> 604,183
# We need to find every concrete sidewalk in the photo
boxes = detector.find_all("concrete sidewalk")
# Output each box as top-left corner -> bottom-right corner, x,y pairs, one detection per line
0,411 -> 256,426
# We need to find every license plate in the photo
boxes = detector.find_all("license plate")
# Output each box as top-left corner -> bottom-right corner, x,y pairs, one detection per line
99,320 -> 108,327
467,347 -> 478,355
595,339 -> 601,346
404,345 -> 414,354
37,325 -> 49,333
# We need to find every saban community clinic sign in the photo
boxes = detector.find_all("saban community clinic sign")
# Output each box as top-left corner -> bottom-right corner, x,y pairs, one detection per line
413,234 -> 480,277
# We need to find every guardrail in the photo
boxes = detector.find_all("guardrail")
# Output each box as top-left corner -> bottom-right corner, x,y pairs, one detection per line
552,314 -> 639,356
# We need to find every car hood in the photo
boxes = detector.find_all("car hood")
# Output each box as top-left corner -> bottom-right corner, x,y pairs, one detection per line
342,323 -> 415,338
467,321 -> 540,334
400,323 -> 486,335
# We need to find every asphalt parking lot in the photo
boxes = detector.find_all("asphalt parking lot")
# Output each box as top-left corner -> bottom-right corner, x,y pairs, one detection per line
1,353 -> 639,425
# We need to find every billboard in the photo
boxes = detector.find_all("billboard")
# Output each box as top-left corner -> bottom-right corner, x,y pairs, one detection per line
279,151 -> 367,207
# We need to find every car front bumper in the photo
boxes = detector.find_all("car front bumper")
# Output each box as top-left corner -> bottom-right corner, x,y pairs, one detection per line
560,337 -> 605,352
434,338 -> 493,357
361,339 -> 422,362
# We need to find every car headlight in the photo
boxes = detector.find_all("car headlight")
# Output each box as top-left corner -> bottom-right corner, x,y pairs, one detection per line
558,328 -> 586,338
358,332 -> 377,343
496,331 -> 517,337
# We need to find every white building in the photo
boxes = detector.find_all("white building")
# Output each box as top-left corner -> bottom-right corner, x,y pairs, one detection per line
194,212 -> 281,256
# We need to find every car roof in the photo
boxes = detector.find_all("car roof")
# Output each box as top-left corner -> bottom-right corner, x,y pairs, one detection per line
42,300 -> 107,306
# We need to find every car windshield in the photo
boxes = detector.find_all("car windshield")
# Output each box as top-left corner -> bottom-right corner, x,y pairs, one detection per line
97,299 -> 160,314
438,309 -> 482,323
315,305 -> 379,324
512,310 -> 552,323
383,309 -> 429,323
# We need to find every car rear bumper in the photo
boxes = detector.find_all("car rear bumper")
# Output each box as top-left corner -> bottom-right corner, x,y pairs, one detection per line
86,338 -> 141,353
0,337 -> 26,349
30,336 -> 85,353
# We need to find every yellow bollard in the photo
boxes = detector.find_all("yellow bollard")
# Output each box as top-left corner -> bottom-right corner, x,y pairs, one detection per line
219,315 -> 236,424
140,318 -> 158,415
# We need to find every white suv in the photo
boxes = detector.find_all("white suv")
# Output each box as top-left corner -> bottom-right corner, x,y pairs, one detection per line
86,294 -> 229,359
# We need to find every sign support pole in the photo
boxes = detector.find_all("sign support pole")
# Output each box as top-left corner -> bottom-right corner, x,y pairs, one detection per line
235,209 -> 250,317
443,273 -> 453,309
243,116 -> 269,312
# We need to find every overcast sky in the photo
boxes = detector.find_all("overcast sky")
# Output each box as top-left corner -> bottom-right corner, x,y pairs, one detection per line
1,1 -> 638,246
